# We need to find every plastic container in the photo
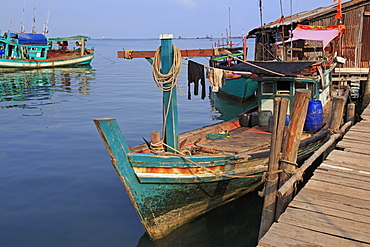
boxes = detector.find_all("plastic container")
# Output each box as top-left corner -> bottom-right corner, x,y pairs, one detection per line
285,115 -> 290,126
258,110 -> 272,127
251,112 -> 259,127
239,113 -> 251,127
304,100 -> 323,132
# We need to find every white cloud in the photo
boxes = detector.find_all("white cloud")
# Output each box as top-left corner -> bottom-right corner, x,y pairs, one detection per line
175,0 -> 197,8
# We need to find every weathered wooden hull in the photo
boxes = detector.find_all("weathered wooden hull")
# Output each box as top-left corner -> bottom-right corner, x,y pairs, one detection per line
0,52 -> 94,68
218,77 -> 258,102
94,117 -> 328,240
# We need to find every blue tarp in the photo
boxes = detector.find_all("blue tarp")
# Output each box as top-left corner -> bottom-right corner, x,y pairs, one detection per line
18,33 -> 48,46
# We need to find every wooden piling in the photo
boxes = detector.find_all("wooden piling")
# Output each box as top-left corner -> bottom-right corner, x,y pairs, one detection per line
258,97 -> 289,240
329,96 -> 346,131
275,89 -> 311,219
346,103 -> 355,124
361,66 -> 370,111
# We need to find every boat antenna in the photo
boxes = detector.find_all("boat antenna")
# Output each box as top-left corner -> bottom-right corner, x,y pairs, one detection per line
32,0 -> 36,34
290,0 -> 293,59
43,0 -> 52,35
228,7 -> 232,46
279,0 -> 286,61
258,0 -> 265,60
20,0 -> 27,33
8,20 -> 13,31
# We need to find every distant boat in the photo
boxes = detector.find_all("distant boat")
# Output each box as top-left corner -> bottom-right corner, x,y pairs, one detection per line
102,36 -> 112,39
0,31 -> 94,68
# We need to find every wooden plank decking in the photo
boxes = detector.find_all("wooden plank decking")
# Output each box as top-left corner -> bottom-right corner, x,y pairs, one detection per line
258,105 -> 370,247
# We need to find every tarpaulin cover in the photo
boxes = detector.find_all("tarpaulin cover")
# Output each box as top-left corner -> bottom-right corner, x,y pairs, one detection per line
218,61 -> 316,76
276,24 -> 344,48
18,33 -> 48,46
277,29 -> 339,48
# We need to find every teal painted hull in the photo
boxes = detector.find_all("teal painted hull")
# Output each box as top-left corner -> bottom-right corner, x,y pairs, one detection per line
218,77 -> 258,101
0,52 -> 94,69
94,117 -> 328,240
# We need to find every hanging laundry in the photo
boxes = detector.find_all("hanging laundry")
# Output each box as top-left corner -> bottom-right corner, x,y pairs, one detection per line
207,67 -> 224,92
188,60 -> 205,100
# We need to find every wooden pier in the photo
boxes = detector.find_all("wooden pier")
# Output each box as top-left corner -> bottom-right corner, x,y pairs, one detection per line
258,105 -> 370,246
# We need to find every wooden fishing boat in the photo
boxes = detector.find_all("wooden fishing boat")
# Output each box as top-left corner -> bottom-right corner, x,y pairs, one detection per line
94,33 -> 347,240
210,46 -> 258,102
0,32 -> 94,68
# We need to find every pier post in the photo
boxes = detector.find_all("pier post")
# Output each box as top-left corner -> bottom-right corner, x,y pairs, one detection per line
330,96 -> 346,131
275,89 -> 310,220
346,102 -> 356,124
160,34 -> 179,152
259,97 -> 289,240
362,66 -> 370,111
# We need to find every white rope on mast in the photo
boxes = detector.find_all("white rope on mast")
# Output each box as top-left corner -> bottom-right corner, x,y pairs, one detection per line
20,0 -> 27,33
43,0 -> 52,35
32,0 -> 36,34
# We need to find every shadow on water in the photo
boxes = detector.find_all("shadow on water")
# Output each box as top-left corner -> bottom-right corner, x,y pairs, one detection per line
137,191 -> 263,247
0,66 -> 95,110
209,89 -> 258,121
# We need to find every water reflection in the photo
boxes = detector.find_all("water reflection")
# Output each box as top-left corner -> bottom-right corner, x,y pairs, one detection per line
0,66 -> 95,109
137,191 -> 263,247
209,90 -> 258,121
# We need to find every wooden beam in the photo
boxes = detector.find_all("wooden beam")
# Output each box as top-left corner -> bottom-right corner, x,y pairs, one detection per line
117,48 -> 232,59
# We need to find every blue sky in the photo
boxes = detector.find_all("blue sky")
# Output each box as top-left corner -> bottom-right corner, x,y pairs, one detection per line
2,0 -> 341,39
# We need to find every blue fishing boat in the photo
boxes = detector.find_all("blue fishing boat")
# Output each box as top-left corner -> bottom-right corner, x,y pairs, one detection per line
0,31 -> 94,68
93,33 -> 347,240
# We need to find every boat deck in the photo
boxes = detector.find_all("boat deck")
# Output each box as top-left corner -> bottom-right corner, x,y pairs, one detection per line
196,126 -> 271,154
258,104 -> 370,246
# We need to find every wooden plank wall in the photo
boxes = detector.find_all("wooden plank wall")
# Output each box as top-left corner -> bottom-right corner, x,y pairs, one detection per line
258,104 -> 370,246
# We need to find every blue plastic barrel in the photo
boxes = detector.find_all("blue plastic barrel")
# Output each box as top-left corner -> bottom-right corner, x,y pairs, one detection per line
285,115 -> 290,126
304,100 -> 323,132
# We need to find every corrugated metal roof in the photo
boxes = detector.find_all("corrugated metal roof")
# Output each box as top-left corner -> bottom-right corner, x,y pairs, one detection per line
248,0 -> 368,34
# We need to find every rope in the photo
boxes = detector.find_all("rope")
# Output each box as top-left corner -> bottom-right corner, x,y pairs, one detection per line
227,55 -> 285,76
328,128 -> 343,135
150,141 -> 265,179
96,51 -> 116,64
280,159 -> 298,167
124,49 -> 134,59
152,45 -> 182,91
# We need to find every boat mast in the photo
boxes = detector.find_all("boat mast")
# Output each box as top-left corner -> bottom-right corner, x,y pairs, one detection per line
43,0 -> 52,35
32,0 -> 36,34
160,34 -> 179,152
259,0 -> 265,60
228,7 -> 232,46
20,0 -> 27,33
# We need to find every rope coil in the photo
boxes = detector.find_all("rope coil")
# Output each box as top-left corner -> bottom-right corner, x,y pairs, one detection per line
152,45 -> 182,91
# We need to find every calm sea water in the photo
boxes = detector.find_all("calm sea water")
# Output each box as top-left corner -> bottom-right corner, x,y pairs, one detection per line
0,38 -> 263,247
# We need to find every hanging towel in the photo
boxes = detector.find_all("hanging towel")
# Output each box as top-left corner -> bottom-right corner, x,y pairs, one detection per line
207,67 -> 224,92
188,60 -> 205,99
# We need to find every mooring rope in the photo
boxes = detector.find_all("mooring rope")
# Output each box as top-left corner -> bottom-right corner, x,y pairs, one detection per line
96,51 -> 116,64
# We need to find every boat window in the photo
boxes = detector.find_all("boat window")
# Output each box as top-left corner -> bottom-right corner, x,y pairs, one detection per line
277,81 -> 290,95
295,82 -> 307,89
262,81 -> 273,95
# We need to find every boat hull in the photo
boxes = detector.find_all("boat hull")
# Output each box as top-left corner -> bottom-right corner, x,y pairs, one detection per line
0,53 -> 94,68
218,77 -> 258,102
94,118 -> 328,240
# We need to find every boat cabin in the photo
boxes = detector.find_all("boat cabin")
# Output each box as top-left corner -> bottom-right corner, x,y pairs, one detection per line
0,32 -> 50,60
256,69 -> 332,112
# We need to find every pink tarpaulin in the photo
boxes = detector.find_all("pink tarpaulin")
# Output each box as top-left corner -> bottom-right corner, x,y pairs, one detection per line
276,29 -> 339,48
